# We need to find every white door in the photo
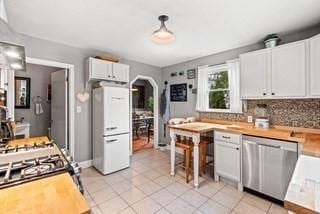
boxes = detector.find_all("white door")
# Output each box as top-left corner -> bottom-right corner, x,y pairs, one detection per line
104,133 -> 130,174
271,41 -> 306,97
112,63 -> 129,82
51,69 -> 68,149
310,35 -> 320,96
90,58 -> 113,80
215,141 -> 240,181
104,87 -> 129,136
240,49 -> 269,98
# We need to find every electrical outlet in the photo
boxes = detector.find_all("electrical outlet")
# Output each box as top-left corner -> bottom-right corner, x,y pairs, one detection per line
247,116 -> 253,123
76,106 -> 82,113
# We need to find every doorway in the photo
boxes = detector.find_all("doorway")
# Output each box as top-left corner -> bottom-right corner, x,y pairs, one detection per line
129,75 -> 158,155
22,57 -> 75,157
14,63 -> 68,149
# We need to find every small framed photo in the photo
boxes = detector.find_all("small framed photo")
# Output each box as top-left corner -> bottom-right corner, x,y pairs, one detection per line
187,68 -> 196,79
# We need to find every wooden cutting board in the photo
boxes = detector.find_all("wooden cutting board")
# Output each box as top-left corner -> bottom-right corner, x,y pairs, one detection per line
8,136 -> 50,147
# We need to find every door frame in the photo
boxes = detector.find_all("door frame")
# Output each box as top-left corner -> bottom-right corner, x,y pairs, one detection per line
25,57 -> 75,158
129,75 -> 159,155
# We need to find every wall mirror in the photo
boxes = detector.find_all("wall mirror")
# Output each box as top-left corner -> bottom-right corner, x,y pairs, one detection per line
14,76 -> 30,109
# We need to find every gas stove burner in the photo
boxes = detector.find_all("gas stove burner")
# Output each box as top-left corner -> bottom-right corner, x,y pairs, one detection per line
0,141 -> 54,154
22,163 -> 55,177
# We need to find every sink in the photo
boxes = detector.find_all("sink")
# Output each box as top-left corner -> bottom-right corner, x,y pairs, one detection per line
15,122 -> 30,132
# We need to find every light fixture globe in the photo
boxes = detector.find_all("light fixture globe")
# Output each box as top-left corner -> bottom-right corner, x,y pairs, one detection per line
151,15 -> 175,45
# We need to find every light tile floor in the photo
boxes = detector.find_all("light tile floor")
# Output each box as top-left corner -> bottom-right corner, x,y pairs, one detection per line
82,149 -> 289,214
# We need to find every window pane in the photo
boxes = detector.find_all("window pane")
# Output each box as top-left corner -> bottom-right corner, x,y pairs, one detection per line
209,91 -> 230,109
208,71 -> 228,90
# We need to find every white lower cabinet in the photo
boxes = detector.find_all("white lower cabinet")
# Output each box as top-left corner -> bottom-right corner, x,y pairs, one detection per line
214,131 -> 242,190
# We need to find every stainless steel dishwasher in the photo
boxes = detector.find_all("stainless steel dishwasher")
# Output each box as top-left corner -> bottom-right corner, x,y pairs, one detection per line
242,135 -> 298,201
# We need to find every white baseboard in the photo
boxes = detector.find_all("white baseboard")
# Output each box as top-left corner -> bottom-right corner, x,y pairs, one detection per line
78,159 -> 93,168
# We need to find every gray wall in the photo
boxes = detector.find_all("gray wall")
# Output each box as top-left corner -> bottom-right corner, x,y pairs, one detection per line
1,32 -> 162,162
160,25 -> 320,143
15,63 -> 58,137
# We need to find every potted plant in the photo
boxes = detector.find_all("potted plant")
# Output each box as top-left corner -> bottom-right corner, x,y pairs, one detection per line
263,34 -> 281,48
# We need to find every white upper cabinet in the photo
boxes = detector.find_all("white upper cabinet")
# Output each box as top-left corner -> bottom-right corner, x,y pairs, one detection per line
89,57 -> 113,80
88,57 -> 129,83
112,63 -> 129,83
240,40 -> 309,99
310,34 -> 320,96
271,41 -> 306,97
240,49 -> 269,99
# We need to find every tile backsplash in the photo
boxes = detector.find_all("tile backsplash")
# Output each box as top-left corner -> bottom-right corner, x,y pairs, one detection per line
199,99 -> 320,129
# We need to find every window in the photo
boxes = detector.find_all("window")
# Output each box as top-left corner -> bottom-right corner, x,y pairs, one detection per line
208,67 -> 229,110
196,60 -> 242,113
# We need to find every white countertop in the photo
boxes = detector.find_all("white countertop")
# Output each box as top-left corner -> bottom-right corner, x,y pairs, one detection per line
285,155 -> 320,212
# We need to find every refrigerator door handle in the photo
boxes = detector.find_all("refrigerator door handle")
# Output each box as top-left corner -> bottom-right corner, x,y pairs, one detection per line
106,127 -> 118,131
106,139 -> 118,143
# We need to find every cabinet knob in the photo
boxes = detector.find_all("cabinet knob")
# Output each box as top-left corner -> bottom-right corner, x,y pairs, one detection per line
112,76 -> 116,78
108,75 -> 111,78
263,93 -> 266,96
236,148 -> 239,150
271,92 -> 275,95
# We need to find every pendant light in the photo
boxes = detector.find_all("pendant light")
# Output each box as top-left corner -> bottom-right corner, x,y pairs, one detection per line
151,15 -> 175,45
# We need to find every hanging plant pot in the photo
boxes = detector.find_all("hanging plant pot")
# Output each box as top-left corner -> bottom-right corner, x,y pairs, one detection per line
264,34 -> 281,48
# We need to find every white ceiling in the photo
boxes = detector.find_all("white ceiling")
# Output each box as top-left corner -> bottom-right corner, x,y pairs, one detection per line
5,0 -> 320,67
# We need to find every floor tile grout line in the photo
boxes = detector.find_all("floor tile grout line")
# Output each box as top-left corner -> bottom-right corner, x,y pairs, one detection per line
82,149 -> 285,214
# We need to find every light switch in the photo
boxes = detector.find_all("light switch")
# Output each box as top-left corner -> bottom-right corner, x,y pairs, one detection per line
76,106 -> 82,113
247,116 -> 253,123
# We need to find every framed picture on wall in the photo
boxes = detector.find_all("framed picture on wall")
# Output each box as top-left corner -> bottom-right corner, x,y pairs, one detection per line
187,68 -> 196,79
170,83 -> 187,102
14,77 -> 31,109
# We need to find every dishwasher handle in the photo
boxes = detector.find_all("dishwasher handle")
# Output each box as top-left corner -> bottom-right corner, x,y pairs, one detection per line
258,143 -> 281,149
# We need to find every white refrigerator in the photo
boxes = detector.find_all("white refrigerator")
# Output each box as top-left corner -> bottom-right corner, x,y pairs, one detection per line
92,86 -> 130,175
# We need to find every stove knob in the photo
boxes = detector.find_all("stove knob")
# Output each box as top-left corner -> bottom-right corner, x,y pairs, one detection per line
61,148 -> 69,156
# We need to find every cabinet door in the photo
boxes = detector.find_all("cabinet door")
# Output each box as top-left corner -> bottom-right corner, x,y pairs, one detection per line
271,41 -> 306,97
215,141 -> 240,181
240,49 -> 269,98
112,63 -> 129,82
310,35 -> 320,96
90,58 -> 113,79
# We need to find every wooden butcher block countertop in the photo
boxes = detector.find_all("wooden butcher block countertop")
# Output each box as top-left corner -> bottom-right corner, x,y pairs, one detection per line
169,119 -> 320,156
0,173 -> 90,214
8,136 -> 51,147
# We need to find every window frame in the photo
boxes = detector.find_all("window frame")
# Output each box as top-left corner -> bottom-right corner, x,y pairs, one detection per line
206,64 -> 232,113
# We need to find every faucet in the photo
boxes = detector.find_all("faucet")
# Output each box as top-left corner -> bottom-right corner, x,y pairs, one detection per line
18,117 -> 24,123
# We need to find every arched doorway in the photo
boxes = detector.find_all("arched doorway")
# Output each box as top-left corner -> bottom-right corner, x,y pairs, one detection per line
129,75 -> 159,155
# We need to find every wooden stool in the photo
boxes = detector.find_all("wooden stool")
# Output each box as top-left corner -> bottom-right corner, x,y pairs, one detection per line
200,135 -> 214,175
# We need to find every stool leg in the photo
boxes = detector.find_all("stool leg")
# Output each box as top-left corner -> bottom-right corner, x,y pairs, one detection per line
199,144 -> 203,176
203,143 -> 207,175
185,149 -> 190,183
183,150 -> 186,170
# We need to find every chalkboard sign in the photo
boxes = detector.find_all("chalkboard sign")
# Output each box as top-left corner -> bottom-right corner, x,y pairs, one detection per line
170,83 -> 187,102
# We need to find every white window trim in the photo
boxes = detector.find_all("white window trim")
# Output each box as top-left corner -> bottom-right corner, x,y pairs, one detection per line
196,59 -> 242,113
